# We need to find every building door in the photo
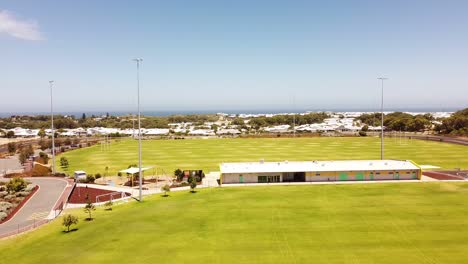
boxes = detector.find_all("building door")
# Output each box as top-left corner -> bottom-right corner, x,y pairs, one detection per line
293,172 -> 305,182
239,175 -> 243,183
339,172 -> 348,181
370,172 -> 374,180
394,172 -> 400,180
356,172 -> 364,181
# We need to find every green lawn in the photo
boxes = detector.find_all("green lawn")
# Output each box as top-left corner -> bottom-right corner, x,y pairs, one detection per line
1,183 -> 468,263
57,137 -> 468,175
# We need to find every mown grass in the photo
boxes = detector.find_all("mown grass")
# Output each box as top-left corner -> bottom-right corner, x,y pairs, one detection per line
57,137 -> 467,175
1,183 -> 468,263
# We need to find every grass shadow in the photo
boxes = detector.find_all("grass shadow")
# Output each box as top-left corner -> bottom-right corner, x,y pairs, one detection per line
84,218 -> 94,221
161,194 -> 170,197
62,228 -> 79,233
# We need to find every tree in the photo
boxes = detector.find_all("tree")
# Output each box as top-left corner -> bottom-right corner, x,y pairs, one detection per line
174,168 -> 183,181
39,152 -> 49,164
19,152 -> 28,165
361,125 -> 369,132
62,214 -> 79,232
84,196 -> 96,220
38,129 -> 46,138
60,157 -> 69,170
190,181 -> 197,193
6,131 -> 14,138
161,184 -> 171,197
7,142 -> 16,154
39,139 -> 49,151
81,113 -> 86,120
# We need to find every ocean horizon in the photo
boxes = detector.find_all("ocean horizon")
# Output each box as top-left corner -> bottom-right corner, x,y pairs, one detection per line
0,107 -> 462,118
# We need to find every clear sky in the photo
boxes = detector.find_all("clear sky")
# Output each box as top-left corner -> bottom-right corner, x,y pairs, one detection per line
0,0 -> 467,113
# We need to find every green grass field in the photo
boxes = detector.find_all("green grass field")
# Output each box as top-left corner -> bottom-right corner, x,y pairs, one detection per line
1,183 -> 468,263
57,137 -> 468,175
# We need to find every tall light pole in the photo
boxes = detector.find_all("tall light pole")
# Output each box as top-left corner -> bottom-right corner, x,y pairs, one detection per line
377,77 -> 388,160
133,58 -> 143,201
49,80 -> 56,175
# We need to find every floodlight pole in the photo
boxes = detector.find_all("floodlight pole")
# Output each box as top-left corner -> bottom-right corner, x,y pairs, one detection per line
378,77 -> 388,160
49,80 -> 56,175
133,58 -> 143,201
292,96 -> 296,138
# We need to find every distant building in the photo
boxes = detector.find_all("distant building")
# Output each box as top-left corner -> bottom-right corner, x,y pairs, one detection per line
220,160 -> 421,184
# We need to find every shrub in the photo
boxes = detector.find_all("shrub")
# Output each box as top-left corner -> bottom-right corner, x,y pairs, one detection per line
104,200 -> 113,211
190,181 -> 197,193
0,212 -> 7,221
95,173 -> 102,179
358,131 -> 367,137
86,174 -> 95,183
161,184 -> 171,197
62,214 -> 79,232
4,195 -> 15,200
0,201 -> 13,212
7,142 -> 16,154
60,157 -> 69,170
6,177 -> 28,193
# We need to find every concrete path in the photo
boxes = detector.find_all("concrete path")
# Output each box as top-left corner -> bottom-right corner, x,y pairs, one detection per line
0,178 -> 70,237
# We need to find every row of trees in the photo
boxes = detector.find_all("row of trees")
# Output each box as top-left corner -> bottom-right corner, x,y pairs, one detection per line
247,112 -> 330,129
356,112 -> 434,132
0,113 -> 219,130
434,108 -> 468,136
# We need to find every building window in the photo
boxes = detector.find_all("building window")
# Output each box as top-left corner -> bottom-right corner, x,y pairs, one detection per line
258,176 -> 280,183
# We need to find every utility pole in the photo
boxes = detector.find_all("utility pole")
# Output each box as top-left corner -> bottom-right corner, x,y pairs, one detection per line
49,80 -> 56,175
377,77 -> 388,160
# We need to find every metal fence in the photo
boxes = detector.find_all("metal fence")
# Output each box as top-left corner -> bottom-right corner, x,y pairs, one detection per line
0,218 -> 53,239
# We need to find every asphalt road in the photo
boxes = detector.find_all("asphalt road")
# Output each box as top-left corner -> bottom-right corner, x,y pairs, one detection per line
0,178 -> 69,236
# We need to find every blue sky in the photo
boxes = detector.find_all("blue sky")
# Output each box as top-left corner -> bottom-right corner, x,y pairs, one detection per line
0,0 -> 467,113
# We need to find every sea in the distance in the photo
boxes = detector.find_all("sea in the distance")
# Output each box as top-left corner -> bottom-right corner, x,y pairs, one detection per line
0,107 -> 461,118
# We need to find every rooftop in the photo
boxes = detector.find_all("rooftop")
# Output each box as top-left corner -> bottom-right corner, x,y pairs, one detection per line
220,160 -> 420,173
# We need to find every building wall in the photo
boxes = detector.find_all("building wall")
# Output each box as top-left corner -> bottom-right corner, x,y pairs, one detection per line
222,172 -> 281,184
222,169 -> 420,183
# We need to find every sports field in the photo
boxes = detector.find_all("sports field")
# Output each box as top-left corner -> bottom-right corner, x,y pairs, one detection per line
1,183 -> 468,263
57,137 -> 467,175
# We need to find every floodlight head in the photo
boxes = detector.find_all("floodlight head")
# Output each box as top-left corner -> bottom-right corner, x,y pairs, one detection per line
49,80 -> 54,84
133,58 -> 143,62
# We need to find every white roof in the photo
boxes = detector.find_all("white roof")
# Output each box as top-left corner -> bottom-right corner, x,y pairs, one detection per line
74,170 -> 86,174
220,160 -> 420,174
119,167 -> 152,174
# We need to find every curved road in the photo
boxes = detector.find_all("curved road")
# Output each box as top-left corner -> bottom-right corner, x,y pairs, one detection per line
0,178 -> 70,236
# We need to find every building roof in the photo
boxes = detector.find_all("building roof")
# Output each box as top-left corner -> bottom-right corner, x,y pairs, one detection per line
220,160 -> 420,174
119,167 -> 152,174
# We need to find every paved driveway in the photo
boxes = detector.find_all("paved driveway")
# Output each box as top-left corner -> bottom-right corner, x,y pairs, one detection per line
0,178 -> 69,236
